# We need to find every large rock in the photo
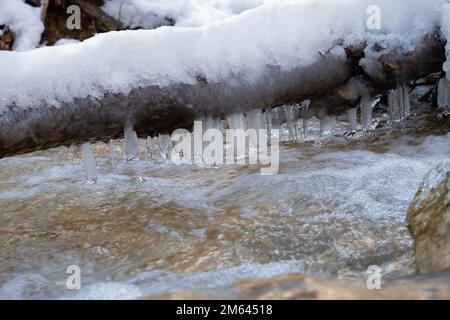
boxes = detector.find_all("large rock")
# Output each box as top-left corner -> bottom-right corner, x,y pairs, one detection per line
407,161 -> 450,274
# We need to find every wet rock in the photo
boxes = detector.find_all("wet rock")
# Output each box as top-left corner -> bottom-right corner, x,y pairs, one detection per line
407,161 -> 450,274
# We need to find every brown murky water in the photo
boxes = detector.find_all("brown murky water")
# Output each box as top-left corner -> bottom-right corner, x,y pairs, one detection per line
1,109 -> 450,299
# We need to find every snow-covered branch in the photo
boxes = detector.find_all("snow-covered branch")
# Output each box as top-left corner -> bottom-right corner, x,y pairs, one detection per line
0,0 -> 448,157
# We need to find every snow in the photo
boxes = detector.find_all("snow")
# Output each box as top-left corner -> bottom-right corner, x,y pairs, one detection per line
0,0 -> 447,110
0,0 -> 44,51
102,0 -> 265,29
54,39 -> 82,46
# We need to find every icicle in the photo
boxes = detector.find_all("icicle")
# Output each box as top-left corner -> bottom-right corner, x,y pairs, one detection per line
159,134 -> 172,159
438,78 -> 449,108
387,90 -> 393,123
213,117 -> 223,132
388,90 -> 399,123
246,109 -> 265,131
283,105 -> 299,141
123,124 -> 140,161
227,112 -> 247,161
204,115 -> 214,131
301,100 -> 311,111
360,93 -> 372,130
347,108 -> 358,130
299,100 -> 310,138
302,118 -> 308,137
264,108 -> 272,144
447,85 -> 450,108
227,112 -> 247,131
320,115 -> 336,136
292,104 -> 299,123
270,108 -> 282,129
246,108 -> 265,148
171,130 -> 191,164
146,136 -> 160,161
81,142 -> 98,183
402,83 -> 411,117
109,140 -> 116,170
396,84 -> 404,119
388,84 -> 411,125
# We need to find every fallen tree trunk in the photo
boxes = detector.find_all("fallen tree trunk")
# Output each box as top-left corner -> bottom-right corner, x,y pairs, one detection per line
0,33 -> 445,158
0,53 -> 350,157
0,37 -> 445,158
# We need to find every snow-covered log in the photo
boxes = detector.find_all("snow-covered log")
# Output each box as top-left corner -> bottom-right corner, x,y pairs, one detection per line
0,0 -> 447,157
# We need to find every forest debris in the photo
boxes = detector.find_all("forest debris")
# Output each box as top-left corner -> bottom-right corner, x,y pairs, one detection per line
41,0 -> 122,45
41,0 -> 50,23
25,0 -> 41,6
0,25 -> 14,51
67,0 -> 122,31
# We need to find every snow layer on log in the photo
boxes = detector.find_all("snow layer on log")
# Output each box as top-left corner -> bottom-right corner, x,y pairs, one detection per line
0,0 -> 446,111
102,0 -> 264,29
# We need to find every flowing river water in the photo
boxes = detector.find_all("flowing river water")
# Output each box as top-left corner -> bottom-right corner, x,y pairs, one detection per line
1,106 -> 450,299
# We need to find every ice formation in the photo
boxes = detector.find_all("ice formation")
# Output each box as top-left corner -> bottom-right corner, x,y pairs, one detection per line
226,113 -> 247,160
109,140 -> 116,169
264,109 -> 272,142
246,108 -> 266,148
388,83 -> 411,124
227,113 -> 247,132
319,115 -> 337,136
146,137 -> 162,162
299,101 -> 311,137
347,108 -> 359,131
270,108 -> 283,130
402,84 -> 411,117
123,125 -> 140,161
80,142 -> 98,183
159,134 -> 172,159
213,118 -> 223,133
283,105 -> 299,141
437,78 -> 450,108
246,109 -> 265,132
302,118 -> 309,138
360,93 -> 373,131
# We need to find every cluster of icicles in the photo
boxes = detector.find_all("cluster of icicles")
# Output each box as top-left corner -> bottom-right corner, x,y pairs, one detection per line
80,86 -> 412,183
